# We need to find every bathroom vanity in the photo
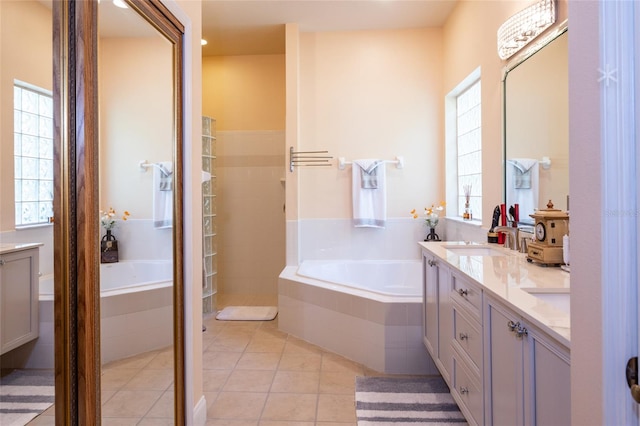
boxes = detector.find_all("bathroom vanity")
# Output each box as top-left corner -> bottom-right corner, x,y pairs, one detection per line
420,241 -> 570,426
0,243 -> 42,355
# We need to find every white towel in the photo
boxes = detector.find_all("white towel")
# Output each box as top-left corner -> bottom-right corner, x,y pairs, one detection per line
352,159 -> 386,228
506,158 -> 538,221
153,161 -> 173,229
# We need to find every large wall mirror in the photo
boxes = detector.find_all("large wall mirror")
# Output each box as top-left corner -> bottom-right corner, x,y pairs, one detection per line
53,0 -> 184,422
503,23 -> 568,225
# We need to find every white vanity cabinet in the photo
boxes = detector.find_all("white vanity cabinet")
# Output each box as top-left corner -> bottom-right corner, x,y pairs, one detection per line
0,245 -> 40,355
450,270 -> 484,426
422,251 -> 453,382
485,296 -> 571,426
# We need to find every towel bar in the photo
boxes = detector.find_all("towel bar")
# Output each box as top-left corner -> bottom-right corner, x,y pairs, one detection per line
338,156 -> 404,170
139,160 -> 172,176
289,147 -> 333,172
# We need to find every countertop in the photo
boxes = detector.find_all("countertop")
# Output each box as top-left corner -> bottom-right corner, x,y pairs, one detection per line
419,241 -> 570,348
0,242 -> 44,256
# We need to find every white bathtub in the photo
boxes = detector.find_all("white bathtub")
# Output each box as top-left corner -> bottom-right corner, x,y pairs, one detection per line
27,260 -> 173,367
278,260 -> 438,375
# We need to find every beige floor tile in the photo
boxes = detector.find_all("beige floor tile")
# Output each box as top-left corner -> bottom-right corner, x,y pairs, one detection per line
277,352 -> 321,371
223,369 -> 276,392
123,368 -> 173,391
145,390 -> 174,418
270,371 -> 320,394
26,414 -> 56,425
245,336 -> 286,353
202,369 -> 232,392
203,351 -> 243,370
102,350 -> 157,370
315,423 -> 357,426
100,418 -> 141,425
102,390 -> 117,405
146,347 -> 174,369
235,352 -> 282,370
319,371 -> 357,394
321,353 -> 364,375
138,419 -> 175,425
316,394 -> 357,423
208,392 -> 267,420
101,390 -> 163,418
209,335 -> 253,352
282,337 -> 322,355
259,422 -> 314,426
260,393 -> 318,422
101,368 -> 137,391
205,420 -> 258,426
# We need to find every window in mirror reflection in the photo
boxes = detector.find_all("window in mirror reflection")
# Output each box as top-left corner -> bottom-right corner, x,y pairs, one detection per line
455,79 -> 482,220
13,81 -> 54,227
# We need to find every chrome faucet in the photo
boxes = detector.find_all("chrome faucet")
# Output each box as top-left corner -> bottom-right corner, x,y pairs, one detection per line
493,226 -> 519,251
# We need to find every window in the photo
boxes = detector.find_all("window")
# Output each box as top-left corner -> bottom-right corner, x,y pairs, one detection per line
456,80 -> 482,220
14,82 -> 54,227
446,69 -> 482,221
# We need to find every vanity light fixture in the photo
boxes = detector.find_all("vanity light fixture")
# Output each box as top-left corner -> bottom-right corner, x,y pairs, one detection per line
497,0 -> 556,60
113,0 -> 128,9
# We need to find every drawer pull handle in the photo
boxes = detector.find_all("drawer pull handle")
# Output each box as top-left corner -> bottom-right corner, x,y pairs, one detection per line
507,320 -> 528,338
459,387 -> 469,395
459,333 -> 469,341
427,259 -> 436,267
0,259 -> 5,266
457,288 -> 468,297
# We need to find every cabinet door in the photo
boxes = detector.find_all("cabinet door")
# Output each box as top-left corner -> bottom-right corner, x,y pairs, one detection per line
525,327 -> 571,426
423,253 -> 439,359
486,300 -> 524,426
1,249 -> 39,354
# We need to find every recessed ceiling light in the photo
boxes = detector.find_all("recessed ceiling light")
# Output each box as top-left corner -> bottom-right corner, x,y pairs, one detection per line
113,0 -> 128,9
201,39 -> 208,46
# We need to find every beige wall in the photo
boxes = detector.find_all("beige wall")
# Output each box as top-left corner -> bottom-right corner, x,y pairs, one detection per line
99,37 -> 173,218
203,55 -> 285,130
297,28 -> 444,220
0,1 -> 52,231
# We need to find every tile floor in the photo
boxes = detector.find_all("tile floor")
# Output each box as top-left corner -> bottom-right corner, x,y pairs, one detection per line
28,294 -> 399,425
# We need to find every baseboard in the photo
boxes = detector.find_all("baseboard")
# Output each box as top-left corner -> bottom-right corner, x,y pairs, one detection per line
192,395 -> 207,426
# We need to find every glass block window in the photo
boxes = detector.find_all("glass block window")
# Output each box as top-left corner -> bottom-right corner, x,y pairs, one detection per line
456,79 -> 482,220
14,82 -> 54,227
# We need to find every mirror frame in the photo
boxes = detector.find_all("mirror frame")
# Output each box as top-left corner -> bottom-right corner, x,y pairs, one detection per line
502,19 -> 568,223
53,0 -> 185,423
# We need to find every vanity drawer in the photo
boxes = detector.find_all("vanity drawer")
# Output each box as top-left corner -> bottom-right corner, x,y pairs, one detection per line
452,352 -> 482,426
451,272 -> 482,320
452,305 -> 482,371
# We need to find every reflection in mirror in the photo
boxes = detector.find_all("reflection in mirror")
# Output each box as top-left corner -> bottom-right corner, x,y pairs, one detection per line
0,1 -> 55,423
504,29 -> 568,225
98,1 -> 175,421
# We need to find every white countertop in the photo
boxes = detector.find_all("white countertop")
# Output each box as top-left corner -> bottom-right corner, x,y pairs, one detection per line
0,242 -> 44,256
419,241 -> 570,348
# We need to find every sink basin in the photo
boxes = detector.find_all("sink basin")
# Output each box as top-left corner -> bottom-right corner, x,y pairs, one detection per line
525,291 -> 570,315
444,245 -> 507,257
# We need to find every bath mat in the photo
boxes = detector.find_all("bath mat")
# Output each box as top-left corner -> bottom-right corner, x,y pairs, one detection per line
216,306 -> 278,321
355,376 -> 467,425
0,369 -> 55,426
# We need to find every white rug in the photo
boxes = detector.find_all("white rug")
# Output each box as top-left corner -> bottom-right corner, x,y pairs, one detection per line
0,369 -> 55,426
216,306 -> 278,321
355,376 -> 467,425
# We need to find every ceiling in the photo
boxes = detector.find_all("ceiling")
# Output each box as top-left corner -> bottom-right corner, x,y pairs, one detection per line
201,0 -> 459,56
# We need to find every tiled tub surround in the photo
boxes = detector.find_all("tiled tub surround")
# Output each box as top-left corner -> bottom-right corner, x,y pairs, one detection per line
278,261 -> 439,375
1,260 -> 173,369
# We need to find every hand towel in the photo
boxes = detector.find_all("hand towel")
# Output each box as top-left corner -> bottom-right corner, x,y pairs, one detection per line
352,159 -> 386,228
506,158 -> 538,221
153,161 -> 173,229
508,158 -> 537,189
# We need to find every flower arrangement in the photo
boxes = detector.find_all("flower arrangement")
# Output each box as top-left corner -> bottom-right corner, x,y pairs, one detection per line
100,207 -> 130,231
411,201 -> 446,229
